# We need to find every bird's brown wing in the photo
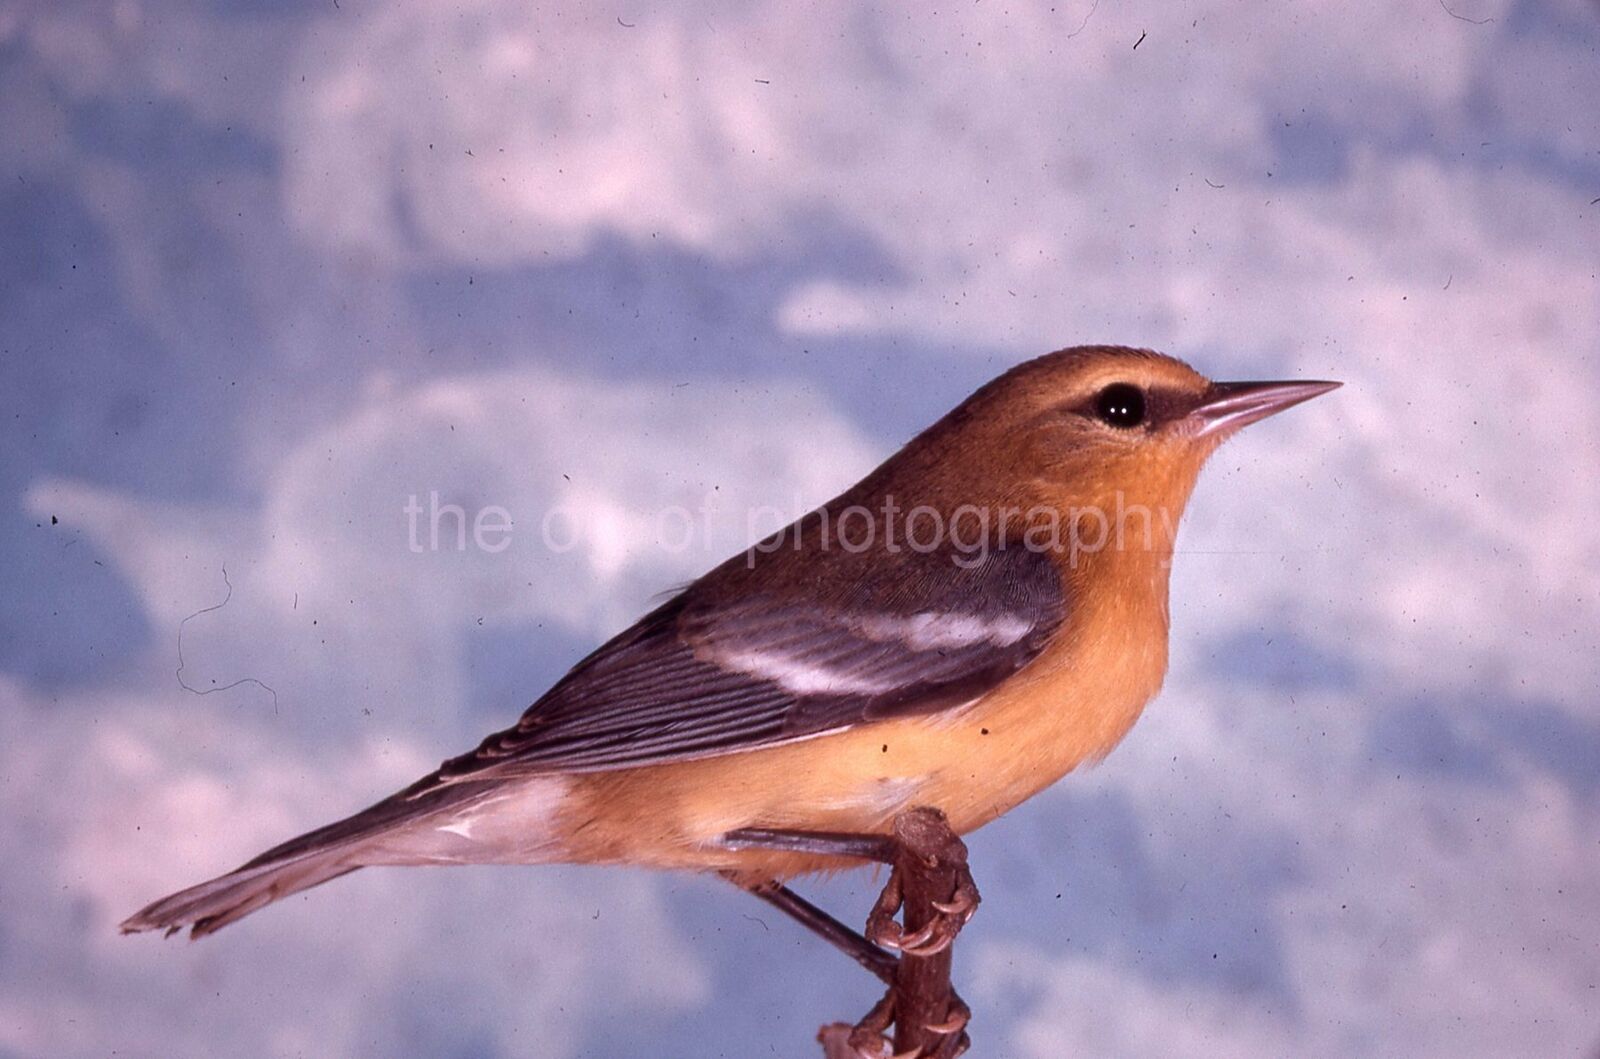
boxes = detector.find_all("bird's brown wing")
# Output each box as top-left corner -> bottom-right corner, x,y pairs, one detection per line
434,542 -> 1066,780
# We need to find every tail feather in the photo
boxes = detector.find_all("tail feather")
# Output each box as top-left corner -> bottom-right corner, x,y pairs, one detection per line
121,775 -> 486,939
120,852 -> 360,939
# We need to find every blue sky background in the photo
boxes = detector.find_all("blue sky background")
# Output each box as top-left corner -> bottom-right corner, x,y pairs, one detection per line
3,1 -> 1598,1056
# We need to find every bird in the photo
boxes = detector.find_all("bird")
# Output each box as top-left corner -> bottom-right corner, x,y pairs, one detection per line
121,345 -> 1339,947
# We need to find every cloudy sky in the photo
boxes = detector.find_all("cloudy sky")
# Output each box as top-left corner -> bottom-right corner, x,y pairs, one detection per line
3,0 -> 1598,1055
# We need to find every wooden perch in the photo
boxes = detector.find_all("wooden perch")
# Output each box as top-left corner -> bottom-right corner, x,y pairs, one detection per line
818,807 -> 978,1059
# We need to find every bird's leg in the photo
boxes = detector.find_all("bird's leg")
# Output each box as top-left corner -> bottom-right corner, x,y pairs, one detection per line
724,871 -> 905,1058
719,824 -> 907,974
721,826 -> 899,863
726,819 -> 976,960
722,808 -> 979,1057
724,873 -> 898,984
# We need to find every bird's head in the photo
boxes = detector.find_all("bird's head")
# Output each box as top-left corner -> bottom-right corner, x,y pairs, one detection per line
903,345 -> 1340,563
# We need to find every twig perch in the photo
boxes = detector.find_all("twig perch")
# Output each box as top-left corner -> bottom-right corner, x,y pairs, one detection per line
724,806 -> 979,1056
819,807 -> 978,1059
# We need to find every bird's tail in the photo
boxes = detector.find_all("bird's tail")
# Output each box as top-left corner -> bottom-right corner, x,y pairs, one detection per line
120,776 -> 483,939
119,849 -> 362,939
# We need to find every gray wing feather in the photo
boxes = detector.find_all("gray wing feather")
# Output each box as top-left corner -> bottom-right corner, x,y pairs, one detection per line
435,543 -> 1065,780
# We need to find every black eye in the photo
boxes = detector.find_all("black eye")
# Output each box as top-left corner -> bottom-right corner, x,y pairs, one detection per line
1094,383 -> 1146,428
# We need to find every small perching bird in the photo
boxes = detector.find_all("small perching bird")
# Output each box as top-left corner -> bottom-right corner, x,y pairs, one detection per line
123,345 -> 1338,944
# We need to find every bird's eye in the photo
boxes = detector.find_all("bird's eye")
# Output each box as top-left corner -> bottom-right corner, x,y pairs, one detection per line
1094,383 -> 1146,428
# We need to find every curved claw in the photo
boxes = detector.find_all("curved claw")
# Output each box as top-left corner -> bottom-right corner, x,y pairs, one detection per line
937,1031 -> 971,1058
933,882 -> 981,927
925,994 -> 972,1036
902,940 -> 947,959
895,920 -> 939,951
867,924 -> 903,951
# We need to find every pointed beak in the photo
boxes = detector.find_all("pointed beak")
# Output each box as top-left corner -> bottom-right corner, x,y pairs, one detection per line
1187,379 -> 1342,439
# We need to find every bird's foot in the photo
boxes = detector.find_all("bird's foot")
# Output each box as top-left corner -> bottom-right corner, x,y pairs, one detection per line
723,807 -> 980,1057
821,987 -> 970,1059
864,847 -> 979,958
818,992 -> 910,1059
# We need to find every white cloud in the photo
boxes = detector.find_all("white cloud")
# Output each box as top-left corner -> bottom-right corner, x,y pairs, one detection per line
978,946 -> 1291,1058
275,0 -> 1554,357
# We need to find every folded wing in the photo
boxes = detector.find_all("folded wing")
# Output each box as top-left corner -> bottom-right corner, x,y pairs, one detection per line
437,542 -> 1066,779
